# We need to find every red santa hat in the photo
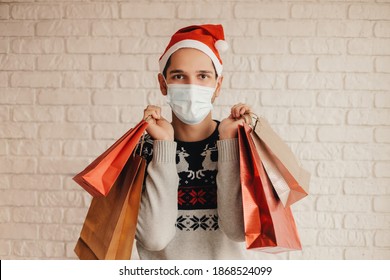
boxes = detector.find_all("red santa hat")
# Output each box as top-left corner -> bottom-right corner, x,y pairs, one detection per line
159,24 -> 228,76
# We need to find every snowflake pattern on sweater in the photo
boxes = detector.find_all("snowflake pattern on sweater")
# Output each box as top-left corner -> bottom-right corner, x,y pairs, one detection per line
137,122 -> 220,231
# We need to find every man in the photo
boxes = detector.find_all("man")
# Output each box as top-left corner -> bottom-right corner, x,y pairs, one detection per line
135,24 -> 253,259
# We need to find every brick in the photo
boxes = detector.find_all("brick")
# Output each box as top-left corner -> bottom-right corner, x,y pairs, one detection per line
224,55 -> 261,72
41,224 -> 80,242
375,231 -> 390,247
11,4 -> 62,19
345,248 -> 390,260
119,72 -> 159,88
9,140 -> 61,157
38,158 -> 89,174
375,21 -> 390,37
218,20 -> 259,37
94,123 -> 135,140
347,109 -> 390,125
0,88 -> 35,104
63,72 -> 116,88
38,191 -> 85,207
37,55 -> 89,70
13,241 -> 65,258
92,20 -> 145,36
0,190 -> 37,206
261,20 -> 316,37
317,92 -> 373,108
66,106 -> 90,122
0,175 -> 9,190
318,56 -> 373,72
36,20 -> 89,36
233,38 -> 287,54
291,38 -> 346,55
344,214 -> 390,230
346,74 -> 390,91
121,3 -> 175,19
37,89 -> 90,105
295,212 -> 342,229
235,3 -> 288,19
231,73 -> 284,89
376,57 -> 390,73
178,3 -> 231,19
0,224 -> 38,239
318,161 -> 371,178
0,39 -> 9,53
261,55 -> 315,72
318,20 -> 373,37
375,162 -> 390,177
91,106 -> 118,123
261,91 -> 313,107
348,39 -> 390,55
0,22 -> 34,36
91,55 -> 144,71
294,3 -> 347,19
0,123 -> 37,139
0,4 -> 9,19
349,4 -> 390,20
64,208 -> 88,224
0,208 -> 10,223
0,54 -> 34,70
67,38 -> 118,54
11,72 -> 61,88
375,93 -> 390,108
64,140 -> 112,157
13,106 -> 64,122
308,178 -> 343,195
374,197 -> 390,212
288,73 -> 343,90
318,126 -> 372,143
289,247 -> 344,260
290,108 -> 345,125
120,106 -> 151,123
0,72 -> 8,87
317,196 -> 371,212
93,89 -> 147,105
12,174 -> 61,190
0,139 -> 7,155
0,241 -> 11,256
65,3 -> 118,19
147,54 -> 162,72
0,158 -> 36,174
39,123 -> 91,139
13,207 -> 62,223
344,179 -> 390,195
11,38 -> 64,54
272,124 -> 317,142
318,230 -> 365,246
343,144 -> 390,161
0,106 -> 9,122
121,38 -> 166,54
289,142 -> 342,160
375,127 -> 390,143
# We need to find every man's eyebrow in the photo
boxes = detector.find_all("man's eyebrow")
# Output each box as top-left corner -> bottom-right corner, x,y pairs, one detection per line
169,69 -> 185,74
196,70 -> 214,74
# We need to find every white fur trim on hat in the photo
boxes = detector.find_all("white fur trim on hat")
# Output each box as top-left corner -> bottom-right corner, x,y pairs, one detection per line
159,39 -> 223,76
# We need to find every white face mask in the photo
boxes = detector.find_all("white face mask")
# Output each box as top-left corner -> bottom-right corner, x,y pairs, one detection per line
166,83 -> 216,125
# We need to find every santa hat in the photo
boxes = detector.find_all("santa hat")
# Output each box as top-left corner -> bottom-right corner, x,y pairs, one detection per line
159,24 -> 228,76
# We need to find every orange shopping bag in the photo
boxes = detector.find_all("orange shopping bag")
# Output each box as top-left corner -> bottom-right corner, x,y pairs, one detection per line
73,120 -> 148,196
238,123 -> 302,253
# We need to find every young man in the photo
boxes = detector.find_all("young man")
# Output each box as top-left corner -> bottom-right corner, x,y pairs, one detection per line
135,24 -> 253,259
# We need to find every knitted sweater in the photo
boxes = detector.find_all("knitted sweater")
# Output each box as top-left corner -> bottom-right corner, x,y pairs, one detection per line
135,121 -> 257,260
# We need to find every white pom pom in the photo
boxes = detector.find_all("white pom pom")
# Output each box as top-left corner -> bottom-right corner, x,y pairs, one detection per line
215,40 -> 229,53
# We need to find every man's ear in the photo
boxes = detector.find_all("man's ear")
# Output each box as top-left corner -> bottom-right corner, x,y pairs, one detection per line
158,73 -> 167,96
212,76 -> 224,102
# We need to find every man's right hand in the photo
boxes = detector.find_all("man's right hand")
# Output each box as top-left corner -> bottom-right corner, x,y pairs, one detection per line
143,105 -> 174,141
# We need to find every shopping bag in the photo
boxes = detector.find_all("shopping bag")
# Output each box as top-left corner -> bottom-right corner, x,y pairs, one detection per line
249,114 -> 310,207
74,154 -> 146,260
238,123 -> 302,253
73,120 -> 148,197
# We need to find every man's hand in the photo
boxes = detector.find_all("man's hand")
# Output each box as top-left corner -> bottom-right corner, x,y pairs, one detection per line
143,105 -> 174,141
219,103 -> 251,140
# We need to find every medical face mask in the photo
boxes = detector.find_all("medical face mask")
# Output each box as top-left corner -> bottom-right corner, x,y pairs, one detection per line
166,82 -> 217,125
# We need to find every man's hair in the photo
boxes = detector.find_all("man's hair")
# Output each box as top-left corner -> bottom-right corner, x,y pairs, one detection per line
162,56 -> 219,79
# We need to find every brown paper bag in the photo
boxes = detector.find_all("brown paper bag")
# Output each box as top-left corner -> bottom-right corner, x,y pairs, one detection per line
251,115 -> 310,207
74,155 -> 146,260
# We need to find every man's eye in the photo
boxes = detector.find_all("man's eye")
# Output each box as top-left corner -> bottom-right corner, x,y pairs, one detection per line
199,74 -> 208,79
173,75 -> 184,80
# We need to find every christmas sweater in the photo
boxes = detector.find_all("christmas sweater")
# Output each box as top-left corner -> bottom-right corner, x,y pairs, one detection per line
135,121 -> 260,259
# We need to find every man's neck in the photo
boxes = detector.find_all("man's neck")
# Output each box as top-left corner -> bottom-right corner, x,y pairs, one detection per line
171,113 -> 217,142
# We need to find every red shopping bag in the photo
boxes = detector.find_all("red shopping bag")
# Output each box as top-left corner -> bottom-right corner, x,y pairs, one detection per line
73,120 -> 148,197
238,123 -> 302,253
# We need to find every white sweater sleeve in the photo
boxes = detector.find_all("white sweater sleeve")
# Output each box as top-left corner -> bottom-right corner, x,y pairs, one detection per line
135,140 -> 179,251
216,138 -> 245,242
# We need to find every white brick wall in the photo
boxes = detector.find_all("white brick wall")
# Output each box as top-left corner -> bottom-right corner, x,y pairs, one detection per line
0,0 -> 389,260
